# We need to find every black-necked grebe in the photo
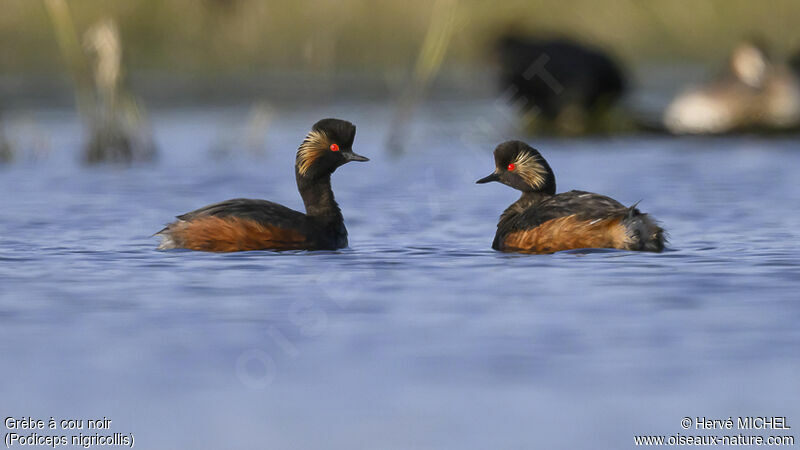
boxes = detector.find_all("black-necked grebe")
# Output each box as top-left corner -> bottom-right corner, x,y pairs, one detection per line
156,118 -> 368,252
477,141 -> 664,254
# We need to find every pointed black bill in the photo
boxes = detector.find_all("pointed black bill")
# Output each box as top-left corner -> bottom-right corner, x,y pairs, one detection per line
476,172 -> 500,184
345,152 -> 369,162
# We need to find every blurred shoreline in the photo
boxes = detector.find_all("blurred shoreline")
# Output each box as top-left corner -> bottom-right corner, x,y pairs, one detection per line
0,64 -> 701,116
3,0 -> 798,136
0,67 -> 497,109
3,0 -> 800,72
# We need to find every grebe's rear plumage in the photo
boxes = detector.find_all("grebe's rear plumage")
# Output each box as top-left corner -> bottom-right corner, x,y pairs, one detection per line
156,118 -> 368,252
477,141 -> 664,254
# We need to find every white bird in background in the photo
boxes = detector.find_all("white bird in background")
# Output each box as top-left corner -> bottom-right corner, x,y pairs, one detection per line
664,40 -> 800,135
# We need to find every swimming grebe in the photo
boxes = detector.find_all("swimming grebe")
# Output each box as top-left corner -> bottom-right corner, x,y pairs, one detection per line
477,141 -> 665,254
156,118 -> 368,252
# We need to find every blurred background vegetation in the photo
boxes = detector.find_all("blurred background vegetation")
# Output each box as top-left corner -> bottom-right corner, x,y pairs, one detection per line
0,0 -> 799,119
2,0 -> 800,75
0,0 -> 797,161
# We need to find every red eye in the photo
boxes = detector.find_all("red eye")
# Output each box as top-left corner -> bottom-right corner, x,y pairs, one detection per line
330,144 -> 339,152
507,163 -> 515,171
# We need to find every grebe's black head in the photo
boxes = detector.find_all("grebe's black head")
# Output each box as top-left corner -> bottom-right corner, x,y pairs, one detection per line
296,118 -> 368,179
476,140 -> 556,194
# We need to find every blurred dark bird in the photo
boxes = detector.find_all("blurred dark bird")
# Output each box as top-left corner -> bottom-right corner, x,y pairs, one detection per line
476,141 -> 664,254
494,35 -> 627,134
664,40 -> 800,134
156,119 -> 369,252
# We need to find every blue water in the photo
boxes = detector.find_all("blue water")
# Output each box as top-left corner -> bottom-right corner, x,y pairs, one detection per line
2,103 -> 799,449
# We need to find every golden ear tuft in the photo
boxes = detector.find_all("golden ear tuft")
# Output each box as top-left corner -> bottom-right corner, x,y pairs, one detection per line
296,130 -> 330,176
511,151 -> 547,188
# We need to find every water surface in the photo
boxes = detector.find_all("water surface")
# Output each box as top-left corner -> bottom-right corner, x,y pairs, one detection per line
2,103 -> 799,449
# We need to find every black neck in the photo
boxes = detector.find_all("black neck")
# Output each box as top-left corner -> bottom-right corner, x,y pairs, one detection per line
516,190 -> 551,208
297,173 -> 344,224
499,191 -> 551,224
